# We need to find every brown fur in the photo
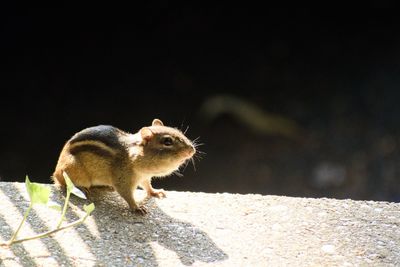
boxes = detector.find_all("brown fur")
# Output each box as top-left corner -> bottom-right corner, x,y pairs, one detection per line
52,119 -> 195,214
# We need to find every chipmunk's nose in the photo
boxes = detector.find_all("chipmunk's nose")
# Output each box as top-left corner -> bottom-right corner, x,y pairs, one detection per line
189,145 -> 196,156
184,146 -> 196,158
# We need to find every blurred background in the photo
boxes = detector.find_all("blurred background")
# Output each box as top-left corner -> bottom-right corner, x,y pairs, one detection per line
1,7 -> 399,202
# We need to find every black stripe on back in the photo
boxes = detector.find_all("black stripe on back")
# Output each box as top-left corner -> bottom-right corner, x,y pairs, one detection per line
69,144 -> 115,158
69,125 -> 124,150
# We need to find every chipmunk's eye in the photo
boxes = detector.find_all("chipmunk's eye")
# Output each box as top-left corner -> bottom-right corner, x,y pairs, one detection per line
162,136 -> 173,146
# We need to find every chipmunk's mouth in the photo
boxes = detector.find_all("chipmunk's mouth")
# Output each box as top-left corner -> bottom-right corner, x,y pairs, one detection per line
175,147 -> 195,165
179,158 -> 189,164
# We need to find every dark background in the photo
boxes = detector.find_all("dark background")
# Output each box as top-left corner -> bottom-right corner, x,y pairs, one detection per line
1,7 -> 400,202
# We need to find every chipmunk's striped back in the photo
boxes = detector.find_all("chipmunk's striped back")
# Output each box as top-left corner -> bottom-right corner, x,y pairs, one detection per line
67,125 -> 126,158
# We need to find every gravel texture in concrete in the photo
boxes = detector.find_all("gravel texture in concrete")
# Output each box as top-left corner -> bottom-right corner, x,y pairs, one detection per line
0,182 -> 399,266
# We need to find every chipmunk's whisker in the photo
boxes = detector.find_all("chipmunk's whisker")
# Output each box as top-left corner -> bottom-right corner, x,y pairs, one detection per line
190,157 -> 197,171
184,125 -> 190,135
174,171 -> 184,177
192,136 -> 201,143
195,150 -> 206,155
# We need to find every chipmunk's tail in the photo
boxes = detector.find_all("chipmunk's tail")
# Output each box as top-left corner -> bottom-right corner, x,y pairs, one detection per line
51,169 -> 66,188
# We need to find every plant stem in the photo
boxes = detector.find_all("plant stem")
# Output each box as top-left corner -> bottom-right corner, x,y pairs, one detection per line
8,203 -> 32,244
56,190 -> 71,229
5,213 -> 90,246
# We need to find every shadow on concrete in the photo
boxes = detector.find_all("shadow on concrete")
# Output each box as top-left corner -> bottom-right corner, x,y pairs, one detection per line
68,188 -> 229,266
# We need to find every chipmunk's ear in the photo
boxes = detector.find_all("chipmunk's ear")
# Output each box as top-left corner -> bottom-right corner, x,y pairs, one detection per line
152,119 -> 164,126
140,127 -> 154,143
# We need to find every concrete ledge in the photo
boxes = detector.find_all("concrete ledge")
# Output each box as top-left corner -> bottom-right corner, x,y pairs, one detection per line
0,182 -> 399,266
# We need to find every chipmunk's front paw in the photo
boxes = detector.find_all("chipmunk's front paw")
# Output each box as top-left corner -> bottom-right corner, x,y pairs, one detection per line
133,206 -> 148,215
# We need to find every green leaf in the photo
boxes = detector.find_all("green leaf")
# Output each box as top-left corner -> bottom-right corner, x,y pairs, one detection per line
62,171 -> 87,199
71,187 -> 87,199
62,172 -> 74,194
47,201 -> 62,211
83,203 -> 95,215
25,176 -> 50,205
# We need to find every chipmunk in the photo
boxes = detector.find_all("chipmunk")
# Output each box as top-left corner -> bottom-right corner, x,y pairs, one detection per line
52,119 -> 196,214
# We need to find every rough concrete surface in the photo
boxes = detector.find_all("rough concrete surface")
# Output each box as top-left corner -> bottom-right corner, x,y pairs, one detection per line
0,182 -> 399,267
